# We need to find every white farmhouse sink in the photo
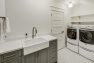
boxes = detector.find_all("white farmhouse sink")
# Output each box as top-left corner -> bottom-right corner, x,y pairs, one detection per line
23,38 -> 49,55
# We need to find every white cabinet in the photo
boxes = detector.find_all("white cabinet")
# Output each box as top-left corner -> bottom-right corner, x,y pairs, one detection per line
50,6 -> 65,50
0,0 -> 5,16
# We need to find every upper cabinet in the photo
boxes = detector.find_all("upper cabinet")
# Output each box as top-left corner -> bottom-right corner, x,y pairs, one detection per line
0,0 -> 5,16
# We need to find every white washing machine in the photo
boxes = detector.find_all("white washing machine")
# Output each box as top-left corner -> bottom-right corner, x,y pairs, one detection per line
67,24 -> 79,53
79,25 -> 94,61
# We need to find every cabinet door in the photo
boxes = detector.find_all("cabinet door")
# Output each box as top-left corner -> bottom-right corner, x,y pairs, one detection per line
2,57 -> 22,63
2,49 -> 23,63
24,52 -> 37,63
0,56 -> 1,63
49,40 -> 57,63
37,48 -> 48,63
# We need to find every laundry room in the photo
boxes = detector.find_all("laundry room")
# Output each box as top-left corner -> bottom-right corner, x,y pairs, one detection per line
0,0 -> 94,63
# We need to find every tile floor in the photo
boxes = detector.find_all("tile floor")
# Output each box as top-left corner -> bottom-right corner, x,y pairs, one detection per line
58,47 -> 94,63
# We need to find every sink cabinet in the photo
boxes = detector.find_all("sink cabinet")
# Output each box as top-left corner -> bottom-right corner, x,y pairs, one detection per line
24,39 -> 57,63
0,39 -> 57,63
24,48 -> 48,63
0,49 -> 23,63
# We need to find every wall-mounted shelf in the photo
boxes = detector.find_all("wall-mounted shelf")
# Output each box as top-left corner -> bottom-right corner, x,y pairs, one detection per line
71,13 -> 94,18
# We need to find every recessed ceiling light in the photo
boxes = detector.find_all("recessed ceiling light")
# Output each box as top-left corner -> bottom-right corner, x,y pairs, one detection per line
68,2 -> 73,8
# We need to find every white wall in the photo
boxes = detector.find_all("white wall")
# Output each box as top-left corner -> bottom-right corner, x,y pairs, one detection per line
64,5 -> 73,23
5,0 -> 50,41
63,0 -> 94,23
71,0 -> 94,16
65,0 -> 94,17
6,0 -> 94,41
0,0 -> 5,16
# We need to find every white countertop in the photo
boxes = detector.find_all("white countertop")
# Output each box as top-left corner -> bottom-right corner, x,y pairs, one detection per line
0,40 -> 23,54
39,35 -> 57,41
0,35 -> 57,54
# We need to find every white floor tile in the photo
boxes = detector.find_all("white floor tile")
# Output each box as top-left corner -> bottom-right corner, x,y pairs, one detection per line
58,48 -> 94,63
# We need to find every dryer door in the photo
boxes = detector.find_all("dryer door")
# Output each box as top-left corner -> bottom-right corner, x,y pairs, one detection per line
79,30 -> 93,44
67,28 -> 77,40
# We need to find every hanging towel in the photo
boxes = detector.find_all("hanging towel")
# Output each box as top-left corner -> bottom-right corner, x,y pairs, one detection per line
3,17 -> 11,34
0,18 -> 4,41
2,18 -> 6,34
0,18 -> 2,37
5,17 -> 11,33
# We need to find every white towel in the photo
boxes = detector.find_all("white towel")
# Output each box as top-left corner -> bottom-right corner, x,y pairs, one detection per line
0,18 -> 4,42
3,17 -> 11,34
0,18 -> 2,36
5,17 -> 11,33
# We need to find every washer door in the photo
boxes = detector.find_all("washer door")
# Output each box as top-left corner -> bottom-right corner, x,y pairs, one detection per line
67,28 -> 77,40
80,30 -> 93,44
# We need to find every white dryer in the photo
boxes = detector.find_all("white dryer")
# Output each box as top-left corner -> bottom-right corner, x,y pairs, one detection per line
79,25 -> 94,61
67,24 -> 79,53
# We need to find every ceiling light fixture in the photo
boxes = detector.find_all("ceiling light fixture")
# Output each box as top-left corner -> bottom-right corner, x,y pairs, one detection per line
68,2 -> 73,8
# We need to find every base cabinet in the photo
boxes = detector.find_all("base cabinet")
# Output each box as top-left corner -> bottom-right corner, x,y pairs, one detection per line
0,49 -> 23,63
0,39 -> 57,63
24,48 -> 48,63
48,40 -> 57,63
24,39 -> 57,63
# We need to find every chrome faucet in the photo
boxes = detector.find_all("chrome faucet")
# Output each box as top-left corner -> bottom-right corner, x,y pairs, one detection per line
32,27 -> 37,38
